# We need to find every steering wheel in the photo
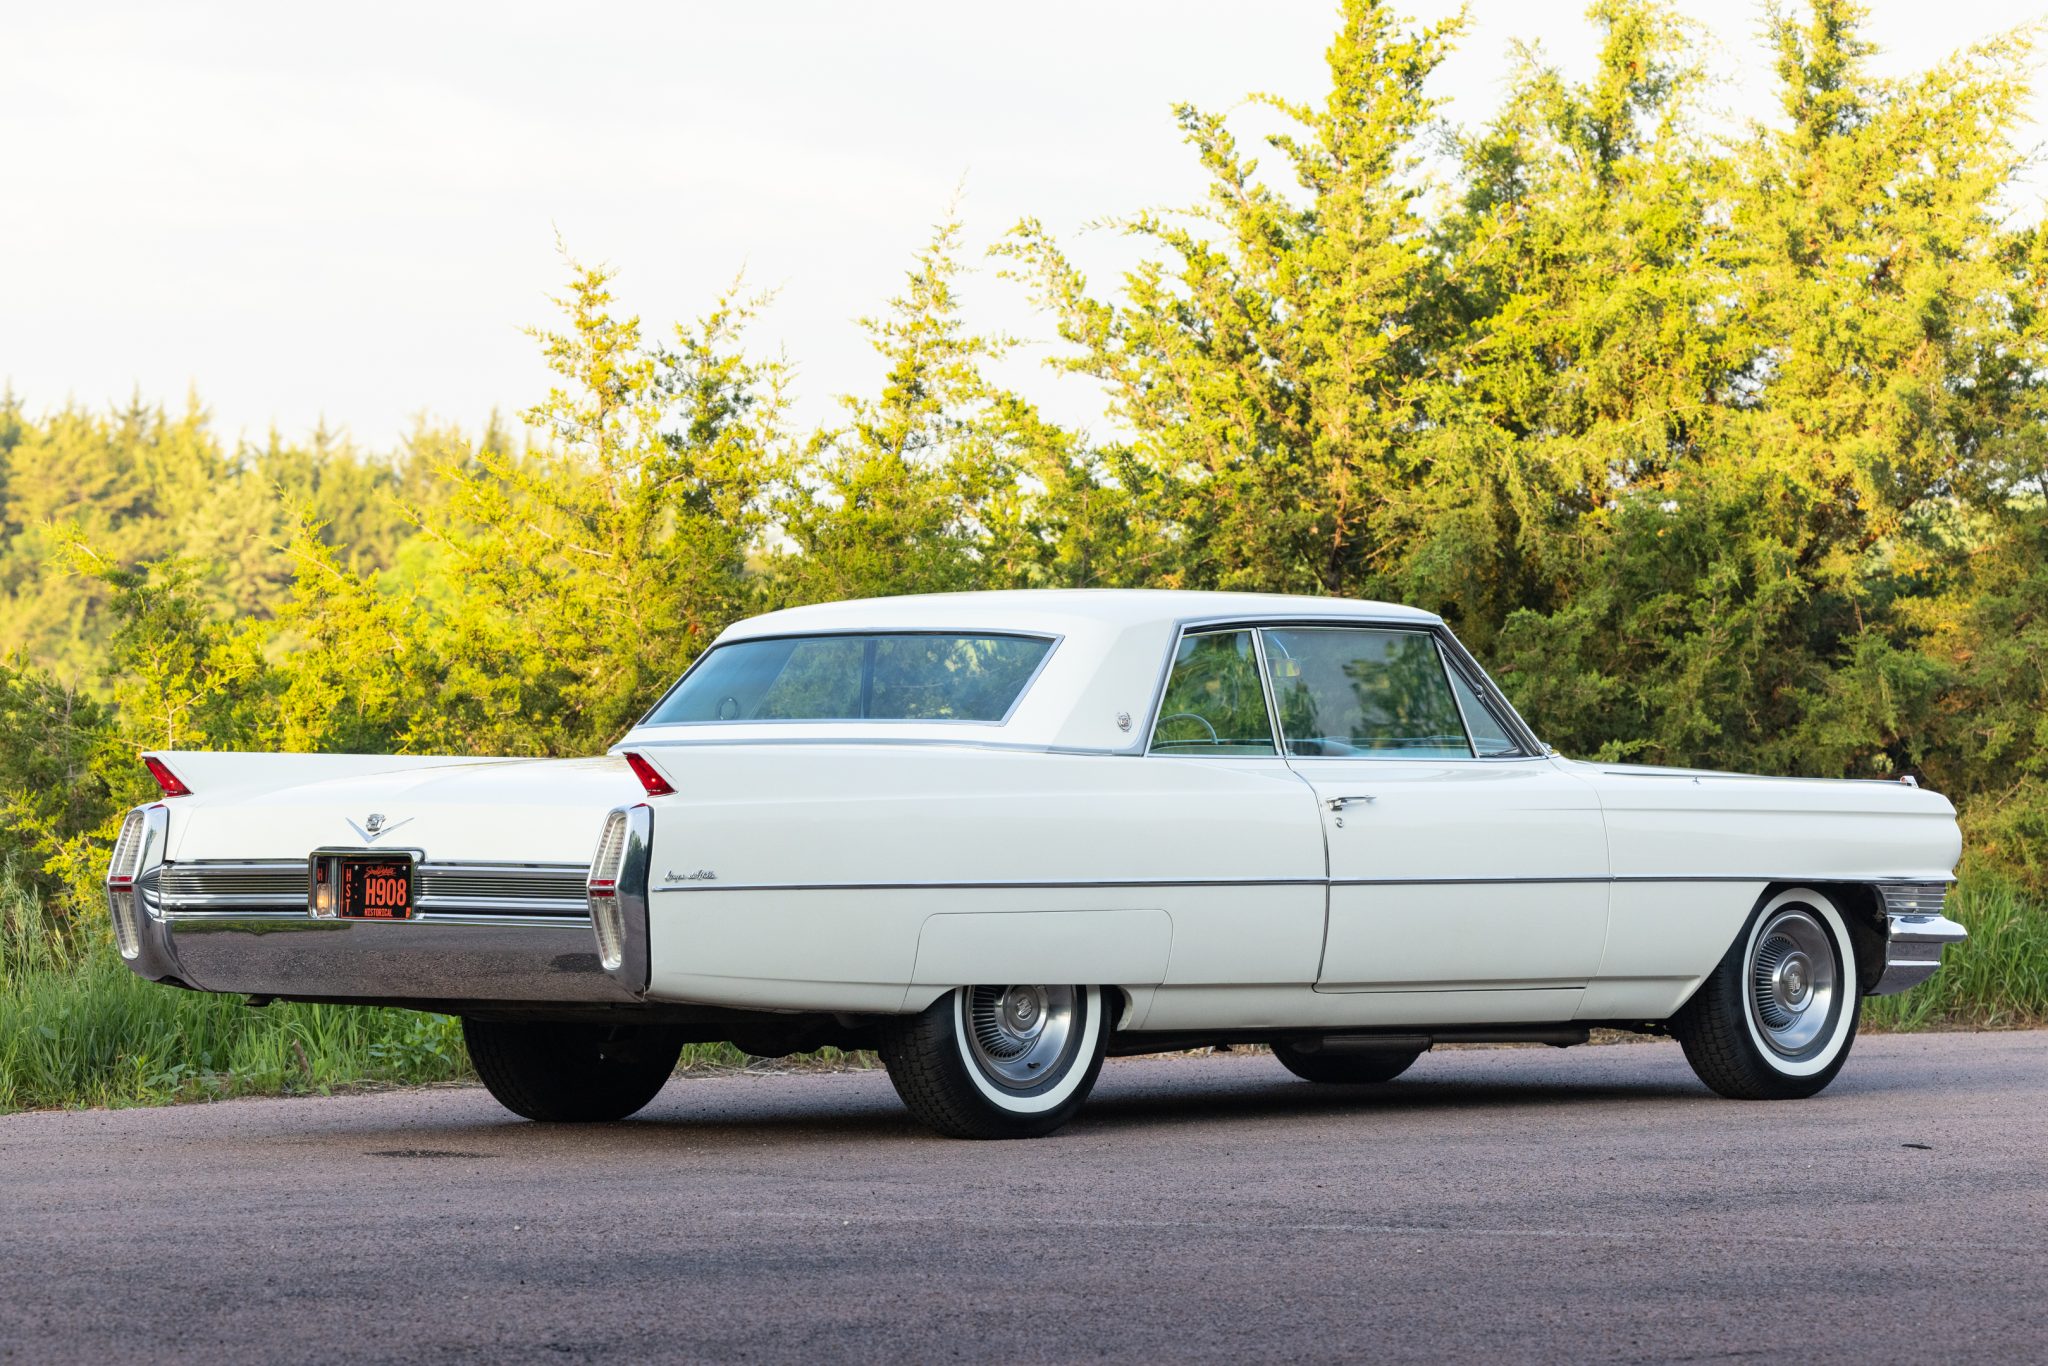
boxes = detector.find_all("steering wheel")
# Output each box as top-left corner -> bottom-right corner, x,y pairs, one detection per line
1158,712 -> 1220,744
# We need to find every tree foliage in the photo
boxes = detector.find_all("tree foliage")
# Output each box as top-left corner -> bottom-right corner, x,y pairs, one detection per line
4,0 -> 2048,953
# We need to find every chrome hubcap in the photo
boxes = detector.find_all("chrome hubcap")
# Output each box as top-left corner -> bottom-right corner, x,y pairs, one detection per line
1749,909 -> 1838,1057
964,985 -> 1077,1089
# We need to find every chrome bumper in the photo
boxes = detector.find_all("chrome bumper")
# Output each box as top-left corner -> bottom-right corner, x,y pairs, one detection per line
129,912 -> 637,1006
112,849 -> 633,1008
1870,883 -> 1968,996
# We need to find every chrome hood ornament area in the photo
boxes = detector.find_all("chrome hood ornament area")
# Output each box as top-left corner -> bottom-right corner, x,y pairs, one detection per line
345,812 -> 414,844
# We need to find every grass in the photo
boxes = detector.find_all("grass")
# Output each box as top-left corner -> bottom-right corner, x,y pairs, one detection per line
0,863 -> 470,1112
1862,878 -> 2048,1031
0,956 -> 872,1114
1,873 -> 2040,1114
0,951 -> 470,1113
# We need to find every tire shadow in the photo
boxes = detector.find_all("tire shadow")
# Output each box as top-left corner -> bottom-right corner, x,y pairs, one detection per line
310,1051 -> 1914,1156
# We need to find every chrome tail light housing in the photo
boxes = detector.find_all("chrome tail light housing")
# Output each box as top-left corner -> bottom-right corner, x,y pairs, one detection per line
105,805 -> 168,960
587,804 -> 653,986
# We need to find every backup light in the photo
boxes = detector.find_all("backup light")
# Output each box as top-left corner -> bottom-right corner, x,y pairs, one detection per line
106,809 -> 149,959
587,809 -> 632,972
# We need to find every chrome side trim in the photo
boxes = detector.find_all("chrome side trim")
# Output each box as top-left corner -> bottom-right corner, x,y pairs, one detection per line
650,872 -> 1951,895
653,877 -> 1330,894
1335,876 -> 1616,887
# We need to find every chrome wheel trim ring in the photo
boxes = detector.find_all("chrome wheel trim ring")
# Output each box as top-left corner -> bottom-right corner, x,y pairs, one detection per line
960,985 -> 1080,1090
1746,907 -> 1840,1059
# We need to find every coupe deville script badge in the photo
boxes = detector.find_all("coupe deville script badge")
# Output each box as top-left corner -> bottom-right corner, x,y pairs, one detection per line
664,869 -> 718,883
346,812 -> 415,844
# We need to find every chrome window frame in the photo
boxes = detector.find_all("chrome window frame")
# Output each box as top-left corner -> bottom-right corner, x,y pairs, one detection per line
1435,638 -> 1524,759
632,628 -> 1064,731
1433,626 -> 1546,758
1257,622 -> 1477,762
1437,639 -> 1483,758
1138,615 -> 1544,763
1142,624 -> 1283,758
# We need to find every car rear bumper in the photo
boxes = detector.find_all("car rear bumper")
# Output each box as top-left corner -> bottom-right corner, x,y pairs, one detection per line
115,855 -> 636,1008
128,911 -> 638,1006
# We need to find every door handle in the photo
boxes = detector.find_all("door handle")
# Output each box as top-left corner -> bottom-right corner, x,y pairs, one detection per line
1325,795 -> 1376,812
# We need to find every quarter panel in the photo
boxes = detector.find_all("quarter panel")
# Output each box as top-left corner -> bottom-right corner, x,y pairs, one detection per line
639,747 -> 1328,1014
642,748 -> 1321,888
910,909 -> 1172,986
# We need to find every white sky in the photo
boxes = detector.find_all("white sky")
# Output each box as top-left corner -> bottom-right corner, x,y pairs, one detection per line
3,1 -> 2043,452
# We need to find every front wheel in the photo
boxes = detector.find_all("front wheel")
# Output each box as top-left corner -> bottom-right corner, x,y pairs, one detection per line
879,985 -> 1108,1139
1670,888 -> 1861,1100
462,1018 -> 684,1122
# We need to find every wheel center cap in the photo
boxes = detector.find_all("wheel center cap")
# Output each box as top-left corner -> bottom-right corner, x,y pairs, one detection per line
1006,989 -> 1042,1030
1776,953 -> 1812,1009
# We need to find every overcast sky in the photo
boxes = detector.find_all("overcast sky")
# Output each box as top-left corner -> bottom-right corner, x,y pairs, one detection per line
4,1 -> 2043,451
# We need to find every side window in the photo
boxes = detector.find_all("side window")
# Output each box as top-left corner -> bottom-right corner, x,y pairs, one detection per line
1444,659 -> 1521,757
1262,627 -> 1473,758
1149,630 -> 1277,756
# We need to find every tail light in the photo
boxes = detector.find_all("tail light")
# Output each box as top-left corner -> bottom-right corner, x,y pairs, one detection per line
587,808 -> 633,971
105,807 -> 154,959
623,751 -> 674,797
143,755 -> 191,797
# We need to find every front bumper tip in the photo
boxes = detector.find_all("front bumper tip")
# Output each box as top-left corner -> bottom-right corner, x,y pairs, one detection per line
1871,885 -> 1968,996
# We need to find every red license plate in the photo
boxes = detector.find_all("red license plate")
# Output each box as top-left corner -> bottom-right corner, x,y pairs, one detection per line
337,858 -> 414,920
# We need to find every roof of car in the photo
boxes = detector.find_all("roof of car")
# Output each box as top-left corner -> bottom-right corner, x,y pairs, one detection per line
616,590 -> 1451,756
720,589 -> 1440,641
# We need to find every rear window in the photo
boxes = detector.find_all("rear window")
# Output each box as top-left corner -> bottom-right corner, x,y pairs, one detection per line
646,633 -> 1053,725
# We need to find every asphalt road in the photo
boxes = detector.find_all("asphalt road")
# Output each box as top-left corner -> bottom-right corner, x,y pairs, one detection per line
4,1032 -> 2045,1364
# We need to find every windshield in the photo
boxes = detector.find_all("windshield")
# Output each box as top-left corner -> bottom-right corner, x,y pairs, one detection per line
645,633 -> 1054,725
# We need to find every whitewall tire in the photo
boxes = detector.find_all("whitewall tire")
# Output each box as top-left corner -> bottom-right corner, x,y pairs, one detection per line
880,984 -> 1108,1139
1671,887 -> 1861,1100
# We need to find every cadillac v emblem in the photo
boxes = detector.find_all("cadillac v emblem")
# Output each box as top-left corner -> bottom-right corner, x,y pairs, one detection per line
346,812 -> 414,844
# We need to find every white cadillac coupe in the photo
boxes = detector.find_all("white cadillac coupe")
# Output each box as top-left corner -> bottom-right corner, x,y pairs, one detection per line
106,590 -> 1965,1138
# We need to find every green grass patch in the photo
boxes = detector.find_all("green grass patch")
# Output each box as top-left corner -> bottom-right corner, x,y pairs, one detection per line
1863,878 -> 2048,1031
0,951 -> 469,1113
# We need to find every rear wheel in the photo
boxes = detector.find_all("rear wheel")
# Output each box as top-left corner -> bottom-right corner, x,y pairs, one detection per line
462,1018 -> 684,1122
1670,888 -> 1861,1100
880,984 -> 1108,1139
1273,1040 -> 1423,1085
